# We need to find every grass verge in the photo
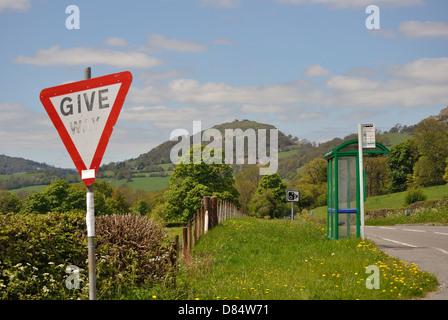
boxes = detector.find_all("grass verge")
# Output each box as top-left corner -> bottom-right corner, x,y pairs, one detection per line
133,217 -> 437,300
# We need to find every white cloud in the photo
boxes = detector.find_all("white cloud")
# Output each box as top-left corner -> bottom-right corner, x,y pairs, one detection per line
389,57 -> 448,83
120,104 -> 234,131
15,45 -> 163,69
325,76 -> 380,91
303,64 -> 331,77
130,56 -> 448,110
0,102 -> 56,150
147,34 -> 208,52
275,0 -> 424,8
103,37 -> 130,48
325,57 -> 448,108
399,21 -> 448,40
130,78 -> 312,106
0,0 -> 30,12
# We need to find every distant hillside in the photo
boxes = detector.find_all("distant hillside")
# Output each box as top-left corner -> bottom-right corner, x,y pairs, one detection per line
0,154 -> 76,175
101,119 -> 297,172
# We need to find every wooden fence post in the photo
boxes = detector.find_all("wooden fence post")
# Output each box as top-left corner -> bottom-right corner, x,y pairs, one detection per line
182,227 -> 188,261
203,196 -> 210,232
210,196 -> 218,229
187,220 -> 192,256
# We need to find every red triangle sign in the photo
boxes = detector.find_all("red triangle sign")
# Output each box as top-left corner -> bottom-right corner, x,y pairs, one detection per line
40,71 -> 133,186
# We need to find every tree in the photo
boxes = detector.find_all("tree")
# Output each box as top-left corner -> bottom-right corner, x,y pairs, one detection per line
289,158 -> 327,210
234,166 -> 262,213
364,156 -> 390,196
412,156 -> 438,187
248,189 -> 288,219
412,119 -> 448,186
40,180 -> 70,212
298,158 -> 327,185
21,192 -> 51,214
248,173 -> 288,218
0,191 -> 21,214
256,173 -> 287,201
164,146 -> 239,222
386,139 -> 419,192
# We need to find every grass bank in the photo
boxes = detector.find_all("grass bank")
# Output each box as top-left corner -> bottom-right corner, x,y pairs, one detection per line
133,217 -> 437,300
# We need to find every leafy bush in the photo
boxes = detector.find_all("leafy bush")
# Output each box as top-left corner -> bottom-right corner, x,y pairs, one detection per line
95,214 -> 174,296
404,187 -> 427,206
0,212 -> 87,299
0,212 -> 175,299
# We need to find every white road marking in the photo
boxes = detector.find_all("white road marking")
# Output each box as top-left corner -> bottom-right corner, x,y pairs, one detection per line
379,237 -> 417,248
435,232 -> 448,236
378,227 -> 396,230
403,228 -> 426,233
432,247 -> 448,256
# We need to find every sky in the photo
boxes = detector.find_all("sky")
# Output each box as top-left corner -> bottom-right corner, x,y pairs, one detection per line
0,0 -> 447,169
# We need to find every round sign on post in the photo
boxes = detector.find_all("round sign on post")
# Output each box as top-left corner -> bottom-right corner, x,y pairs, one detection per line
286,190 -> 299,220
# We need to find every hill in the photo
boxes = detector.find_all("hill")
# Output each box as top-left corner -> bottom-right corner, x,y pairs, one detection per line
101,119 -> 297,174
0,154 -> 76,175
2,106 -> 447,192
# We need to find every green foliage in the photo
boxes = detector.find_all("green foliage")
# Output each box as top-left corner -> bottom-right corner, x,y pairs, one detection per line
234,166 -> 261,213
386,139 -> 419,192
364,156 -> 390,197
0,212 -> 174,300
248,189 -> 289,218
411,156 -> 438,187
0,191 -> 21,214
248,173 -> 288,218
412,118 -> 448,186
404,187 -> 428,206
164,146 -> 239,222
256,173 -> 286,200
0,212 -> 87,299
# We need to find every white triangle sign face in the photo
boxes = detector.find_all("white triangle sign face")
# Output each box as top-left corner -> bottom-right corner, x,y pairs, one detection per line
40,71 -> 133,186
48,82 -> 122,170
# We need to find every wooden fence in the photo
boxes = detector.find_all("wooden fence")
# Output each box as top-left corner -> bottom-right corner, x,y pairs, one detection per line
182,196 -> 247,260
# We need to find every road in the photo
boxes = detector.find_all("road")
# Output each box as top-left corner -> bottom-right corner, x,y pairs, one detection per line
365,225 -> 448,300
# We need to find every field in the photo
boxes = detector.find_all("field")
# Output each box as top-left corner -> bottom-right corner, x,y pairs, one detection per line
127,217 -> 437,300
312,184 -> 448,219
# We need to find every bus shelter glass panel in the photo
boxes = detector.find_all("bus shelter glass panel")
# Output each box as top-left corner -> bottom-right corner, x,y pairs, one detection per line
327,157 -> 336,239
337,156 -> 358,238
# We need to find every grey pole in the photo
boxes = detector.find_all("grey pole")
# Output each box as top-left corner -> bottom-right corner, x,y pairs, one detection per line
291,202 -> 294,220
84,67 -> 96,300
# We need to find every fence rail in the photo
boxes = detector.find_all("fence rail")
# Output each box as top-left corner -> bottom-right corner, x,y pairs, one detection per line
182,196 -> 248,260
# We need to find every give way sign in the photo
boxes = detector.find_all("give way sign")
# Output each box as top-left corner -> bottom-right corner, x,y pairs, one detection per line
40,71 -> 133,186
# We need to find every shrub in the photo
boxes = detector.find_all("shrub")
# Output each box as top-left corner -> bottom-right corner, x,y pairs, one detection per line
404,187 -> 427,206
0,212 -> 175,299
95,214 -> 174,295
0,212 -> 87,299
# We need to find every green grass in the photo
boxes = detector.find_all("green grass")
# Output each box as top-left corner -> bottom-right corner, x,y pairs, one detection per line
9,184 -> 48,194
278,145 -> 300,159
132,217 -> 437,300
312,184 -> 448,219
96,176 -> 170,192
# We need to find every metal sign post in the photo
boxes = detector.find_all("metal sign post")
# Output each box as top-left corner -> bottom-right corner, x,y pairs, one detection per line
358,123 -> 375,240
40,68 -> 132,300
84,67 -> 96,300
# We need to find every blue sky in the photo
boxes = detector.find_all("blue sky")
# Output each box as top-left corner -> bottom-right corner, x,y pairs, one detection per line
0,0 -> 447,169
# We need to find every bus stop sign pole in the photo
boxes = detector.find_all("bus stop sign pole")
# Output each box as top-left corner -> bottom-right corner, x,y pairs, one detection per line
358,124 -> 365,240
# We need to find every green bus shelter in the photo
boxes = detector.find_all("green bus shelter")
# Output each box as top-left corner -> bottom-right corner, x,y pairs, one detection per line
325,139 -> 389,240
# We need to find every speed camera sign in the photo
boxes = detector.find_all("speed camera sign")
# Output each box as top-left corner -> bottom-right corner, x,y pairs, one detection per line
286,190 -> 299,202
